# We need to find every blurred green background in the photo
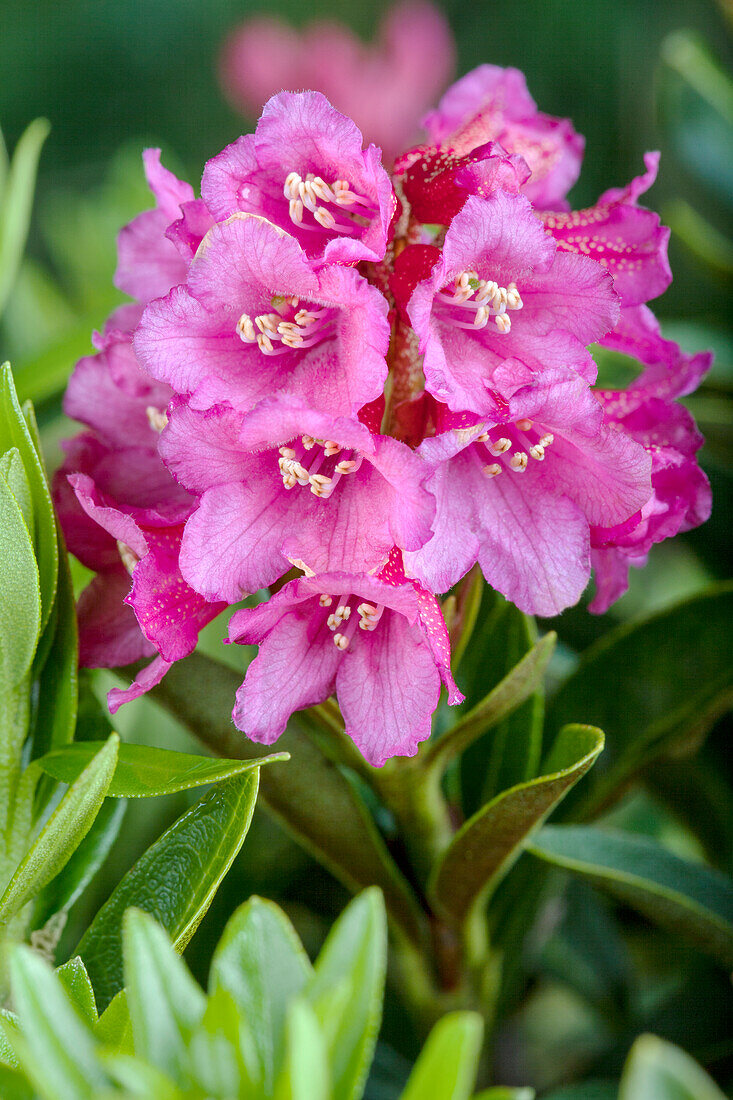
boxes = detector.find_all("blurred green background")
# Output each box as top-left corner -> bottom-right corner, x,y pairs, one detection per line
1,1 -> 731,1093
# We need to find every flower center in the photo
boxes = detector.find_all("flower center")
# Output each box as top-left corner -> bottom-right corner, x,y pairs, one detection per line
283,172 -> 375,236
319,593 -> 385,649
466,418 -> 555,478
278,436 -> 363,499
438,270 -> 523,334
236,296 -> 336,356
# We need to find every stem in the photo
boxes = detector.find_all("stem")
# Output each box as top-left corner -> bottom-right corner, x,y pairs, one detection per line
371,760 -> 452,886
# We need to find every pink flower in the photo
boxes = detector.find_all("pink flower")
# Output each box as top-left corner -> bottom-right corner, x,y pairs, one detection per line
541,154 -> 672,308
227,549 -> 463,767
588,307 -> 712,611
135,213 -> 390,416
115,149 -> 196,304
218,2 -> 455,165
422,64 -> 585,210
158,395 -> 435,602
404,190 -> 619,414
55,327 -> 225,710
201,92 -> 397,266
405,366 -> 652,617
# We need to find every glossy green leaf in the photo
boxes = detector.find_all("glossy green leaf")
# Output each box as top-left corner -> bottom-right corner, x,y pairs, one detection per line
527,826 -> 733,967
150,652 -> 425,942
8,946 -> 108,1098
210,895 -> 312,1093
55,958 -> 98,1025
430,726 -> 604,927
0,466 -> 41,688
619,1034 -> 726,1100
36,739 -> 288,797
77,770 -> 260,1011
0,119 -> 49,318
455,590 -> 547,815
424,631 -> 556,775
0,365 -> 58,631
0,448 -> 32,532
399,1012 -> 483,1100
547,585 -> 733,820
274,999 -> 331,1100
122,908 -> 206,1084
306,888 -> 387,1100
32,798 -> 127,928
0,733 -> 119,923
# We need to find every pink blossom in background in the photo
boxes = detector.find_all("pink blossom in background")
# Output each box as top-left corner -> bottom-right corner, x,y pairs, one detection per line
218,3 -> 455,164
58,62 -> 712,764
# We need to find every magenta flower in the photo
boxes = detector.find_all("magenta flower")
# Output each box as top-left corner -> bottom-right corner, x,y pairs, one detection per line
135,214 -> 390,416
218,2 -> 455,165
201,92 -> 397,266
541,154 -> 672,309
158,395 -> 435,602
422,64 -> 585,210
227,550 -> 463,767
405,190 -> 619,414
405,366 -> 652,616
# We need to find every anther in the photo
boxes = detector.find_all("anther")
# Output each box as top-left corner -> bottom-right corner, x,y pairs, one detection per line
236,314 -> 256,342
483,463 -> 502,478
117,540 -> 138,575
319,594 -> 333,607
314,207 -> 336,230
495,314 -> 512,334
333,633 -> 350,650
510,452 -> 528,472
145,406 -> 168,433
516,419 -> 533,432
529,445 -> 545,461
489,437 -> 512,455
256,332 -> 274,353
539,433 -> 555,447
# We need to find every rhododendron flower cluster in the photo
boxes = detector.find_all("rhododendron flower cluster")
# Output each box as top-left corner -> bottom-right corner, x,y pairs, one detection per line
56,64 -> 711,766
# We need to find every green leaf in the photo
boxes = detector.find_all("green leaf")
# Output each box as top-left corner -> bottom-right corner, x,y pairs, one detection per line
619,1034 -> 726,1100
77,770 -> 260,1012
399,1012 -> 483,1100
527,826 -> 733,967
55,958 -> 98,1025
189,990 -> 258,1099
150,652 -> 426,942
546,585 -> 733,819
430,726 -> 604,927
36,739 -> 288,797
274,999 -> 331,1100
456,590 -> 547,815
0,466 -> 41,687
122,908 -> 206,1084
0,119 -> 49,318
94,992 -> 133,1057
101,1053 -> 182,1099
0,1064 -> 35,1100
0,448 -> 32,532
423,631 -> 556,776
32,798 -> 127,928
210,895 -> 312,1093
0,733 -> 119,923
0,365 -> 58,631
473,1090 -> 535,1100
306,888 -> 387,1100
28,533 -> 78,760
8,945 -> 108,1098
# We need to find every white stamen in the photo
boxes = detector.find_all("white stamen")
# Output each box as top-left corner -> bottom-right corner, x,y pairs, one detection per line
495,314 -> 512,334
236,313 -> 256,342
289,198 -> 304,223
256,332 -> 274,353
529,444 -> 545,461
539,433 -> 555,447
319,594 -> 333,607
333,633 -> 350,649
510,452 -> 528,472
489,437 -> 512,455
145,406 -> 168,433
314,206 -> 336,230
483,463 -> 502,478
516,418 -> 533,432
